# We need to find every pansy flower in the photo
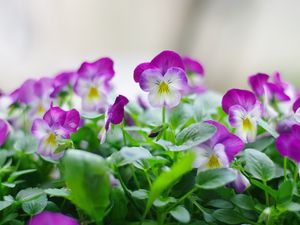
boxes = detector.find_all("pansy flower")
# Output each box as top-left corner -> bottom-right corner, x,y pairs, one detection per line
293,97 -> 300,123
227,169 -> 250,193
182,56 -> 205,93
17,77 -> 54,118
276,124 -> 300,164
193,120 -> 244,171
31,106 -> 80,160
28,211 -> 79,225
134,50 -> 188,108
51,71 -> 77,97
74,57 -> 114,113
99,95 -> 129,143
0,119 -> 9,146
222,89 -> 262,142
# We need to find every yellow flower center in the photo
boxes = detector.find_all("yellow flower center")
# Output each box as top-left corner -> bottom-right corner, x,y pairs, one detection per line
158,82 -> 170,94
37,104 -> 45,114
206,154 -> 221,169
87,86 -> 100,100
45,133 -> 57,147
243,117 -> 253,132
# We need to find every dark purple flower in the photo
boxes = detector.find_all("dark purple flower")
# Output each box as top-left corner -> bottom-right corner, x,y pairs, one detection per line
183,56 -> 206,93
134,50 -> 188,108
193,120 -> 244,171
276,124 -> 300,162
0,119 -> 9,146
74,57 -> 114,112
31,106 -> 80,160
293,97 -> 300,123
227,169 -> 250,193
28,211 -> 79,225
99,95 -> 129,143
51,72 -> 77,97
222,89 -> 262,142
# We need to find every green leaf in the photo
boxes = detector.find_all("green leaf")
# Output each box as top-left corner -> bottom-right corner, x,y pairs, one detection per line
62,149 -> 111,222
131,189 -> 148,200
16,188 -> 44,202
213,209 -> 246,224
22,193 -> 47,215
277,180 -> 293,204
196,168 -> 236,189
71,127 -> 100,152
7,169 -> 36,183
0,201 -> 13,211
207,199 -> 233,209
231,194 -> 255,210
244,149 -> 275,181
170,205 -> 191,223
108,188 -> 128,221
281,202 -> 300,212
250,179 -> 277,198
44,188 -> 70,198
146,152 -> 195,214
258,119 -> 279,138
153,197 -> 176,207
118,147 -> 152,166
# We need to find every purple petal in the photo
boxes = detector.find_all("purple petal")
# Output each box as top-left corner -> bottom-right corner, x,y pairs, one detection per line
248,73 -> 269,97
51,72 -> 77,97
63,109 -> 80,133
266,82 -> 290,102
106,95 -> 129,130
133,62 -> 152,83
34,77 -> 54,98
293,98 -> 300,112
77,57 -> 114,81
28,211 -> 79,225
139,69 -> 163,92
150,50 -> 184,74
183,56 -> 204,75
18,79 -> 38,104
163,67 -> 188,91
222,89 -> 257,114
0,119 -> 9,146
31,119 -> 51,139
227,169 -> 250,193
206,120 -> 244,162
43,107 -> 66,128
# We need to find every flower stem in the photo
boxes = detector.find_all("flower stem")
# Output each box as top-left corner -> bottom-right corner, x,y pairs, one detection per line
121,121 -> 127,146
263,180 -> 270,206
294,162 -> 298,183
284,157 -> 288,181
162,106 -> 166,124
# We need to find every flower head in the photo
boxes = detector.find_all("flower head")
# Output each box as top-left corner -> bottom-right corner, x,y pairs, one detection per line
31,106 -> 80,160
182,56 -> 205,93
99,95 -> 129,143
28,211 -> 79,225
74,57 -> 114,113
222,89 -> 262,142
0,119 -> 9,146
193,120 -> 244,171
51,71 -> 77,97
276,124 -> 300,162
134,50 -> 188,108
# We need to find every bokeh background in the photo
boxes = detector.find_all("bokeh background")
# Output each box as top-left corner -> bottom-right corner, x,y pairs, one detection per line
1,0 -> 300,98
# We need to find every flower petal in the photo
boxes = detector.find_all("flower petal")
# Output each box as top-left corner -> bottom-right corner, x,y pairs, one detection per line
227,169 -> 250,193
31,119 -> 51,139
293,98 -> 300,112
148,88 -> 181,108
222,89 -> 257,114
29,211 -> 79,225
150,50 -> 185,74
163,67 -> 188,91
248,73 -> 269,97
139,69 -> 163,92
106,95 -> 129,127
43,107 -> 66,128
0,119 -> 9,146
133,62 -> 152,83
183,56 -> 204,75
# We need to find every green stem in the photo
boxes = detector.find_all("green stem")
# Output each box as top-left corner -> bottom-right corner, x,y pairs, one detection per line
121,121 -> 127,146
162,106 -> 166,124
131,165 -> 140,189
284,157 -> 288,181
294,162 -> 298,183
165,187 -> 198,212
263,180 -> 270,206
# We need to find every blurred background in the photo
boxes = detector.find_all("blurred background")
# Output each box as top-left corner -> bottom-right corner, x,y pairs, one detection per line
1,0 -> 300,98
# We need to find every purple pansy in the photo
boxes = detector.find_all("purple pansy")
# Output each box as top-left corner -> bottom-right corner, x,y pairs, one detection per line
293,97 -> 300,123
183,56 -> 206,93
227,169 -> 250,193
51,72 -> 77,97
222,89 -> 262,143
134,50 -> 188,108
276,124 -> 300,163
99,95 -> 129,143
74,57 -> 115,113
31,106 -> 80,160
193,120 -> 244,171
0,119 -> 9,146
28,211 -> 79,225
17,78 -> 54,118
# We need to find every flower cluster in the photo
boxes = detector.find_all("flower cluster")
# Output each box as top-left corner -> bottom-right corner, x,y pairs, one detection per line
1,50 -> 300,225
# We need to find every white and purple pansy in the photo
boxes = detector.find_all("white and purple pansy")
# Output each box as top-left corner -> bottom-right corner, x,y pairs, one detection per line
74,57 -> 115,113
222,89 -> 262,143
134,50 -> 188,108
99,95 -> 129,143
0,119 -> 9,146
182,56 -> 206,94
193,120 -> 244,171
31,106 -> 80,160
